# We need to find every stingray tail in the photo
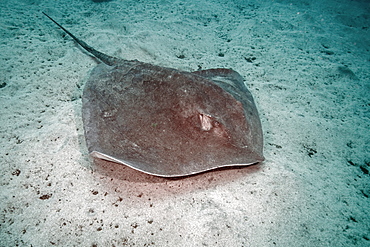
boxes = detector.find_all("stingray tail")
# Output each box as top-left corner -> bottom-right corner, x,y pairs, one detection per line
42,12 -> 120,66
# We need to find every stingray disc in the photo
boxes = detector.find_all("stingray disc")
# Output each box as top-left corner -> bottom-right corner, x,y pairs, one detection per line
82,61 -> 264,177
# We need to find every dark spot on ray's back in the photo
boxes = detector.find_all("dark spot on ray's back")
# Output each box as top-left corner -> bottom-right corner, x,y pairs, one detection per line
43,12 -> 264,177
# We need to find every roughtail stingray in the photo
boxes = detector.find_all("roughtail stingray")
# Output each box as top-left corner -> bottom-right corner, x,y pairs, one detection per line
43,12 -> 264,177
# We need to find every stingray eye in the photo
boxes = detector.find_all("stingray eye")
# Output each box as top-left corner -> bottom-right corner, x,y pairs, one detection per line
199,113 -> 213,131
213,120 -> 221,127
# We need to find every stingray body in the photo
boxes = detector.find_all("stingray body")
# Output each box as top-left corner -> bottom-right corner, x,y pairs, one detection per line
43,12 -> 264,177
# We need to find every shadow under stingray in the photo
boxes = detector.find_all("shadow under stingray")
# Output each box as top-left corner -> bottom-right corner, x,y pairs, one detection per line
91,158 -> 262,202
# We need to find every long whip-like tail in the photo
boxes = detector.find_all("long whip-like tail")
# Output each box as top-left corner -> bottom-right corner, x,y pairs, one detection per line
42,12 -> 120,66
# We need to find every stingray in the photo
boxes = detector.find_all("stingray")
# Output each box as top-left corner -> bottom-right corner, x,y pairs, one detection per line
43,12 -> 264,177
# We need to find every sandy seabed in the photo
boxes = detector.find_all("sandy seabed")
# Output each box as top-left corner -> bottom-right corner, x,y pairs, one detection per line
0,0 -> 369,246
